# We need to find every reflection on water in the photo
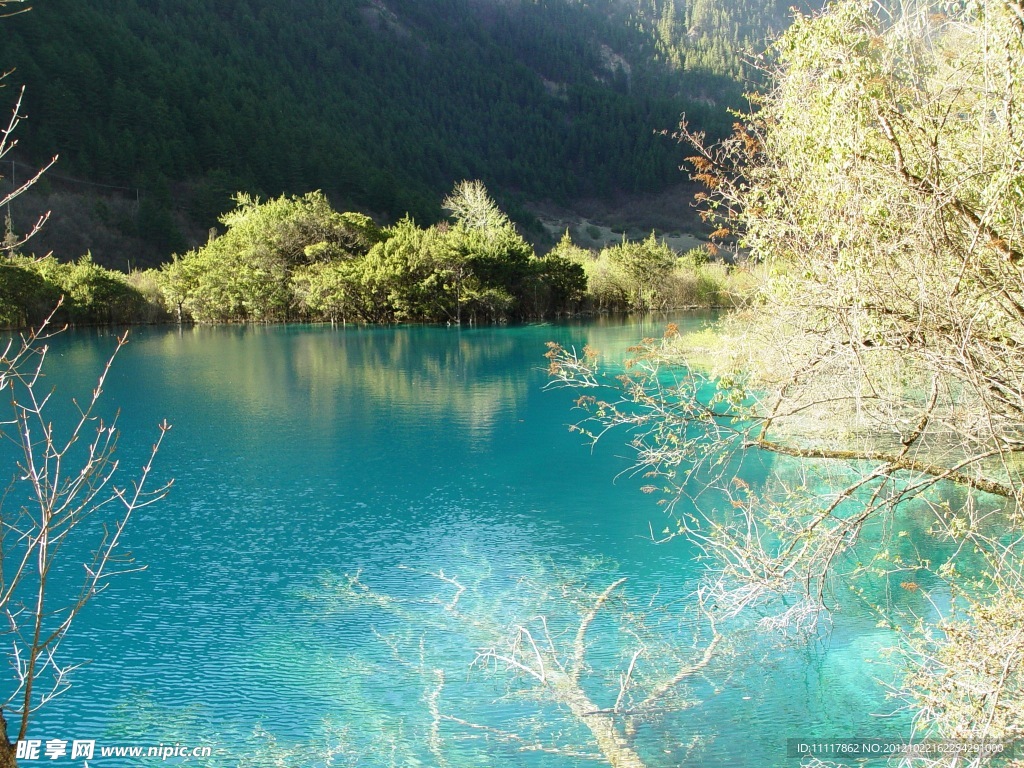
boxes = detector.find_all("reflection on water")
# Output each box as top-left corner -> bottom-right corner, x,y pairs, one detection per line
5,316 -> 916,766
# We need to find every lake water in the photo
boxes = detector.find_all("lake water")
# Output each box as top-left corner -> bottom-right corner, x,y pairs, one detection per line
7,316 -> 914,766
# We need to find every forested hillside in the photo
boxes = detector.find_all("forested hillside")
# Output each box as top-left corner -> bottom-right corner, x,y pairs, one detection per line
0,0 -> 812,265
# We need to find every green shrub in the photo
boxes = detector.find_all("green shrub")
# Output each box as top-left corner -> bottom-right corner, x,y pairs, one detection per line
0,259 -> 61,328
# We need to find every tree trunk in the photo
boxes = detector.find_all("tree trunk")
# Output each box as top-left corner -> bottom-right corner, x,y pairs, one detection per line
0,711 -> 17,768
563,682 -> 646,768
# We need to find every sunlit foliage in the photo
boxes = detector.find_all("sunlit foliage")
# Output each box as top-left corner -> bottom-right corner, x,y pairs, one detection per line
551,1 -> 1024,759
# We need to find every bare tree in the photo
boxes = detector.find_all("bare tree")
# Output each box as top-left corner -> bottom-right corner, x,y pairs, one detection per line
0,315 -> 171,766
442,180 -> 510,233
0,6 -> 172,765
0,0 -> 56,256
0,5 -> 169,756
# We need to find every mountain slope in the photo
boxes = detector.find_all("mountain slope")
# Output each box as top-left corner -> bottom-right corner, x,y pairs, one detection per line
0,0 -> 810,263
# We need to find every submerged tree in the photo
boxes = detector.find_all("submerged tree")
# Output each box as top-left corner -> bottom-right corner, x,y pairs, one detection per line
302,557 -> 727,768
549,1 -> 1024,761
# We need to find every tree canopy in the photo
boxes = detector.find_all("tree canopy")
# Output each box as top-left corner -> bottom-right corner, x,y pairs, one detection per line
161,184 -> 590,324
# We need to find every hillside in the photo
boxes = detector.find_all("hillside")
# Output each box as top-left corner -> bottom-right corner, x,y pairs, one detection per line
0,0 -> 812,266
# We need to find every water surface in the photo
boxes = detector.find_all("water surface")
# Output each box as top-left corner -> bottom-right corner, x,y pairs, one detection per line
9,316 -> 912,766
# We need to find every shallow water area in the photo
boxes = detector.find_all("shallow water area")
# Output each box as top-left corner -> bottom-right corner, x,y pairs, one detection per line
7,315 -> 911,766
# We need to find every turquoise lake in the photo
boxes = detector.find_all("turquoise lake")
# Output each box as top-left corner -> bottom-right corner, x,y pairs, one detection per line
7,315 -> 916,766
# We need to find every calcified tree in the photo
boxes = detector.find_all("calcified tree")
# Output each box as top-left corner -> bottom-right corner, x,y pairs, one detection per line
0,318 -> 171,766
466,577 -> 722,768
319,559 -> 725,768
548,0 -> 1024,761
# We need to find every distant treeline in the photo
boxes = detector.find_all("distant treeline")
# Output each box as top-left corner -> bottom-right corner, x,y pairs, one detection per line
0,0 -> 815,257
0,184 -> 751,328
